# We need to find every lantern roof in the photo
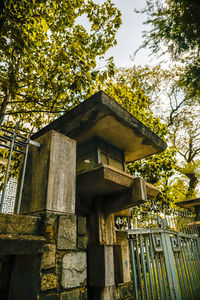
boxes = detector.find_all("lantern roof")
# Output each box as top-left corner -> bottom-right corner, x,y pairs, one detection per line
33,91 -> 167,162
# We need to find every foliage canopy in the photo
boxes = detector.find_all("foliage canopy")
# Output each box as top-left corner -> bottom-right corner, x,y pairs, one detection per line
103,66 -> 200,203
137,0 -> 200,99
0,0 -> 121,127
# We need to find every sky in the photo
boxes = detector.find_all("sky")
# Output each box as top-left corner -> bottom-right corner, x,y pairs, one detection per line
101,0 -> 152,67
78,0 -> 167,68
95,0 -> 170,68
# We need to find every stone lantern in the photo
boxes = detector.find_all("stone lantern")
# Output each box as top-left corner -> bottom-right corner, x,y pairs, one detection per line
33,91 -> 166,211
31,91 -> 167,299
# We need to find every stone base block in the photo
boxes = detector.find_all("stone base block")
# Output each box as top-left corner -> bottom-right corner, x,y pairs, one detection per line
114,244 -> 131,284
57,215 -> 76,250
41,273 -> 58,291
41,244 -> 56,269
62,252 -> 87,289
88,245 -> 115,287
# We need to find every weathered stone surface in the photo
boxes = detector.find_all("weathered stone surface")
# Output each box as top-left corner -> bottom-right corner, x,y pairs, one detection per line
118,283 -> 133,299
62,252 -> 87,289
39,294 -> 58,300
57,215 -> 76,250
103,177 -> 147,215
33,91 -> 167,162
0,214 -> 40,235
41,244 -> 56,269
0,234 -> 45,254
88,245 -> 115,287
41,273 -> 58,291
120,286 -> 128,298
77,166 -> 153,209
103,286 -> 117,300
114,244 -> 130,284
115,233 -> 131,284
55,253 -> 62,275
89,286 -> 117,300
44,213 -> 58,243
104,246 -> 115,287
20,130 -> 76,214
61,290 -> 80,300
88,212 -> 116,245
113,208 -> 132,217
78,237 -> 87,250
77,216 -> 86,235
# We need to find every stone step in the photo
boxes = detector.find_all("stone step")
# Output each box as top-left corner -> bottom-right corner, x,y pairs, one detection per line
0,233 -> 46,254
0,213 -> 41,236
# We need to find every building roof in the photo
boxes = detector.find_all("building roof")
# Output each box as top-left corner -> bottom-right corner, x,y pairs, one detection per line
33,91 -> 167,162
175,198 -> 200,209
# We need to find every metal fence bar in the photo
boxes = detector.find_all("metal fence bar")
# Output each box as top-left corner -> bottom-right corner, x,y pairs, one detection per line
160,254 -> 169,300
161,233 -> 181,299
174,252 -> 186,300
149,236 -> 159,300
16,129 -> 34,214
145,236 -> 156,300
180,248 -> 194,299
139,234 -> 150,300
129,227 -> 200,300
192,241 -> 200,278
178,251 -> 190,300
129,239 -> 139,300
153,244 -> 164,300
182,240 -> 196,298
185,239 -> 199,299
189,240 -> 200,286
135,235 -> 145,300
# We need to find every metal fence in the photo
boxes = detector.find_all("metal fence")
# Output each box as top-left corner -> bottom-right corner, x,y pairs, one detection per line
115,201 -> 200,299
129,227 -> 200,300
115,199 -> 199,236
0,121 -> 40,214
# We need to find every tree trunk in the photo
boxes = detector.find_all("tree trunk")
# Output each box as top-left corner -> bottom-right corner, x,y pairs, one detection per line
186,173 -> 198,199
0,94 -> 9,124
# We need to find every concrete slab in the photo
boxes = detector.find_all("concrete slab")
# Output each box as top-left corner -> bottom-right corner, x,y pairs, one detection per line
32,91 -> 167,162
77,165 -> 159,197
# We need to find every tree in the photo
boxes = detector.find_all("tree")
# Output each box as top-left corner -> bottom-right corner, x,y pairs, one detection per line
170,106 -> 200,198
96,66 -> 169,137
0,0 -> 121,128
0,0 -> 121,187
137,0 -> 200,99
93,66 -> 177,202
100,66 -> 200,203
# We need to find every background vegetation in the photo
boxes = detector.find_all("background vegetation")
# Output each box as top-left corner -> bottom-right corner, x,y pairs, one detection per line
0,0 -> 199,203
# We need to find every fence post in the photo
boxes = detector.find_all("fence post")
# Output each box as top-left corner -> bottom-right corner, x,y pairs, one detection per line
161,232 -> 181,300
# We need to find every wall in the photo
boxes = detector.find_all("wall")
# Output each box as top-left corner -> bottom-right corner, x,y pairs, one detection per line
39,213 -> 87,300
0,130 -> 135,300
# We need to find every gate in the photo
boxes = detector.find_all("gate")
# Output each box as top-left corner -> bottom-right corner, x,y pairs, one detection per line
0,120 -> 40,214
129,228 -> 200,300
